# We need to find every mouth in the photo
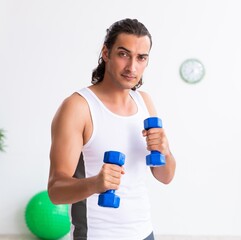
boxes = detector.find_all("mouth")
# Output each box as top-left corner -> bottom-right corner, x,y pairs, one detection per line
121,74 -> 137,81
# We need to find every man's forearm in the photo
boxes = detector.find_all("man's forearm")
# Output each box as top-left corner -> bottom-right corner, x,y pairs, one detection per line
48,174 -> 98,204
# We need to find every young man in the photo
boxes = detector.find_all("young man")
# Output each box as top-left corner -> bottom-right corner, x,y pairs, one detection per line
48,18 -> 176,240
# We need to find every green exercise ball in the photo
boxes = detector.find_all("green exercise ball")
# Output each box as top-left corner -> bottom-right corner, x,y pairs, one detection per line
25,190 -> 71,240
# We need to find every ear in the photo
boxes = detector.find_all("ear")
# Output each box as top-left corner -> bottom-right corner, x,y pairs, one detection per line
102,45 -> 109,62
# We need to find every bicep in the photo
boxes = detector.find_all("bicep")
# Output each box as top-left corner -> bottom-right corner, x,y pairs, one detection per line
49,95 -> 86,179
50,128 -> 83,178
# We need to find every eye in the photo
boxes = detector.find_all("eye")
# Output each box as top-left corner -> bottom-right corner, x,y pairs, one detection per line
118,51 -> 129,58
138,55 -> 148,62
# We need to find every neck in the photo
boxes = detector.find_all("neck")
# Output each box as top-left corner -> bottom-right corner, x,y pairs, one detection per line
89,81 -> 131,104
88,83 -> 137,116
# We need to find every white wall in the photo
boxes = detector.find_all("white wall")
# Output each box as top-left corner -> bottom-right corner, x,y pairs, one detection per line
1,0 -> 241,236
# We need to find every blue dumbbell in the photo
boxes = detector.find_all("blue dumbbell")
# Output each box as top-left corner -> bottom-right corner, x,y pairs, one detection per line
98,151 -> 125,208
144,117 -> 166,166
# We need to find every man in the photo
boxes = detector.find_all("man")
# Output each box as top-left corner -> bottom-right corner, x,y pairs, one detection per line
48,18 -> 176,240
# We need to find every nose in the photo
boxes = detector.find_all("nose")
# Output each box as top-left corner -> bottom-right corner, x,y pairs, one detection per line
125,58 -> 137,73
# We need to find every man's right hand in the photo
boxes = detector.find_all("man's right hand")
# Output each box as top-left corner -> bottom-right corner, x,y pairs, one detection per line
96,164 -> 125,193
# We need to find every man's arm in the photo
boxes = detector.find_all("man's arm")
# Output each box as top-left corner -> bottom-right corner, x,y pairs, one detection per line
139,91 -> 176,184
48,93 -> 124,204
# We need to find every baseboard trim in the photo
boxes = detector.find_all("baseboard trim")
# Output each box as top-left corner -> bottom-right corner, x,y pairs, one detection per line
155,236 -> 241,240
0,235 -> 241,240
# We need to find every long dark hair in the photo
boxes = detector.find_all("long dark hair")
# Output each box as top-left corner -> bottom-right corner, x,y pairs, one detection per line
91,18 -> 152,90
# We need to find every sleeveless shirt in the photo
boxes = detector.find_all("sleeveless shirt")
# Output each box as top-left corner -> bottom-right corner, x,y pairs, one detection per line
71,87 -> 153,240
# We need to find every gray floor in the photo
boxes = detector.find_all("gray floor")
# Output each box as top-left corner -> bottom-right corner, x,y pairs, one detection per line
0,235 -> 241,240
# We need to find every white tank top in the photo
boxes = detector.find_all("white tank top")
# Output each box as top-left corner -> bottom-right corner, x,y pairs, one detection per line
71,87 -> 153,240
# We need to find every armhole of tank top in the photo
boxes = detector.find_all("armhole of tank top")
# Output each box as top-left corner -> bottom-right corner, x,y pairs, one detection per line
130,90 -> 150,117
75,89 -> 96,148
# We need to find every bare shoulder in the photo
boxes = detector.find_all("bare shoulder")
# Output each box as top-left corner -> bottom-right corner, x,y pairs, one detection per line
57,92 -> 89,115
137,90 -> 157,116
51,92 -> 90,133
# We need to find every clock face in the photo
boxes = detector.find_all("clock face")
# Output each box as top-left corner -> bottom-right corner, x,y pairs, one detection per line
180,59 -> 205,84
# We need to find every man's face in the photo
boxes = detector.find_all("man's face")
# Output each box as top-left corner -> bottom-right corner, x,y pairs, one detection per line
102,33 -> 151,90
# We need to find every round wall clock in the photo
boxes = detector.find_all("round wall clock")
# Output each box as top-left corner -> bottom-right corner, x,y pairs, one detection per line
179,58 -> 205,84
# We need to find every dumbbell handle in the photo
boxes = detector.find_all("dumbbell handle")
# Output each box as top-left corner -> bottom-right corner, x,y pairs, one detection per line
144,117 -> 166,166
104,190 -> 115,194
101,151 -> 124,196
98,151 -> 125,208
